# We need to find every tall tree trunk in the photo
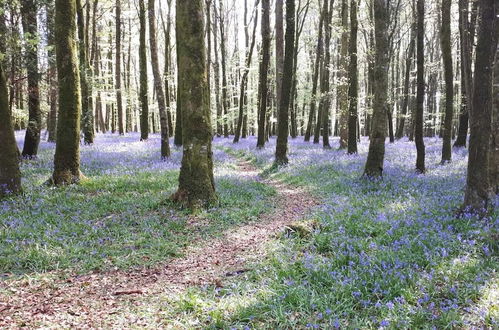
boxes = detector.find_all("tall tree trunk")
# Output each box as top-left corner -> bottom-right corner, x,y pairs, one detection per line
454,0 -> 477,147
77,0 -> 94,144
115,0 -> 124,135
440,0 -> 453,163
256,0 -> 271,148
289,1 -> 309,139
275,0 -> 284,120
212,1 -> 222,137
321,0 -> 333,149
463,0 -> 497,213
275,0 -> 295,165
149,0 -> 171,158
491,29 -> 499,194
172,0 -> 216,209
234,0 -> 260,143
363,0 -> 389,177
347,0 -> 358,154
160,0 -> 174,136
47,2 -> 58,143
219,0 -> 229,138
0,63 -> 22,197
52,0 -> 83,185
21,0 -> 41,158
338,0 -> 349,149
139,0 -> 149,140
415,0 -> 425,173
125,15 -> 133,133
313,0 -> 329,144
304,0 -> 325,142
395,7 -> 415,139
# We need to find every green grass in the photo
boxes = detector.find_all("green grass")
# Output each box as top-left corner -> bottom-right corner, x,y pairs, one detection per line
137,143 -> 497,329
2,138 -> 497,328
1,156 -> 276,276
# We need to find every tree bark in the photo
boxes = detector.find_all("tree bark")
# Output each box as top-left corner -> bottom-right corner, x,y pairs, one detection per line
148,0 -> 171,158
414,0 -> 425,173
363,0 -> 389,178
20,0 -> 41,158
454,0 -> 477,148
47,2 -> 58,143
440,0 -> 453,163
77,0 -> 94,144
0,63 -> 22,197
115,0 -> 124,135
491,25 -> 499,194
338,0 -> 349,149
256,0 -> 271,148
219,0 -> 229,138
139,0 -> 149,140
312,0 -> 329,144
347,0 -> 358,154
395,8 -> 415,139
304,0 -> 325,142
321,0 -> 333,149
275,0 -> 284,119
172,0 -> 217,209
463,0 -> 497,213
160,0 -> 174,136
52,0 -> 83,185
275,0 -> 295,165
212,1 -> 222,137
234,0 -> 260,143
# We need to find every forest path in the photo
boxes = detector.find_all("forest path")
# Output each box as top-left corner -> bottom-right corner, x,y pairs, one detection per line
0,152 -> 318,328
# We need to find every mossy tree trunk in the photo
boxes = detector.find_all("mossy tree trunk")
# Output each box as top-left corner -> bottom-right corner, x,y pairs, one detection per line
172,0 -> 216,209
463,0 -> 497,213
256,0 -> 270,148
20,0 -> 41,158
363,0 -> 389,178
139,0 -> 149,141
347,0 -> 358,154
440,0 -> 453,163
274,0 -> 295,165
148,0 -> 171,158
0,63 -> 22,198
52,0 -> 83,185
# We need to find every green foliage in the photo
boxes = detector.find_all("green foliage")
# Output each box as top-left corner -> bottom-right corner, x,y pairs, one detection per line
0,149 -> 275,275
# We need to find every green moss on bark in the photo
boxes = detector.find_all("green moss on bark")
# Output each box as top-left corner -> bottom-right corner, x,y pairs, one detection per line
0,64 -> 22,197
52,0 -> 83,185
172,0 -> 216,209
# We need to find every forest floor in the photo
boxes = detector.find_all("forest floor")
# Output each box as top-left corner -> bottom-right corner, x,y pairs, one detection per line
0,133 -> 498,328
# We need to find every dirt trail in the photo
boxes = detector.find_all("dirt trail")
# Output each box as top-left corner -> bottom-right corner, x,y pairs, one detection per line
0,157 -> 318,328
